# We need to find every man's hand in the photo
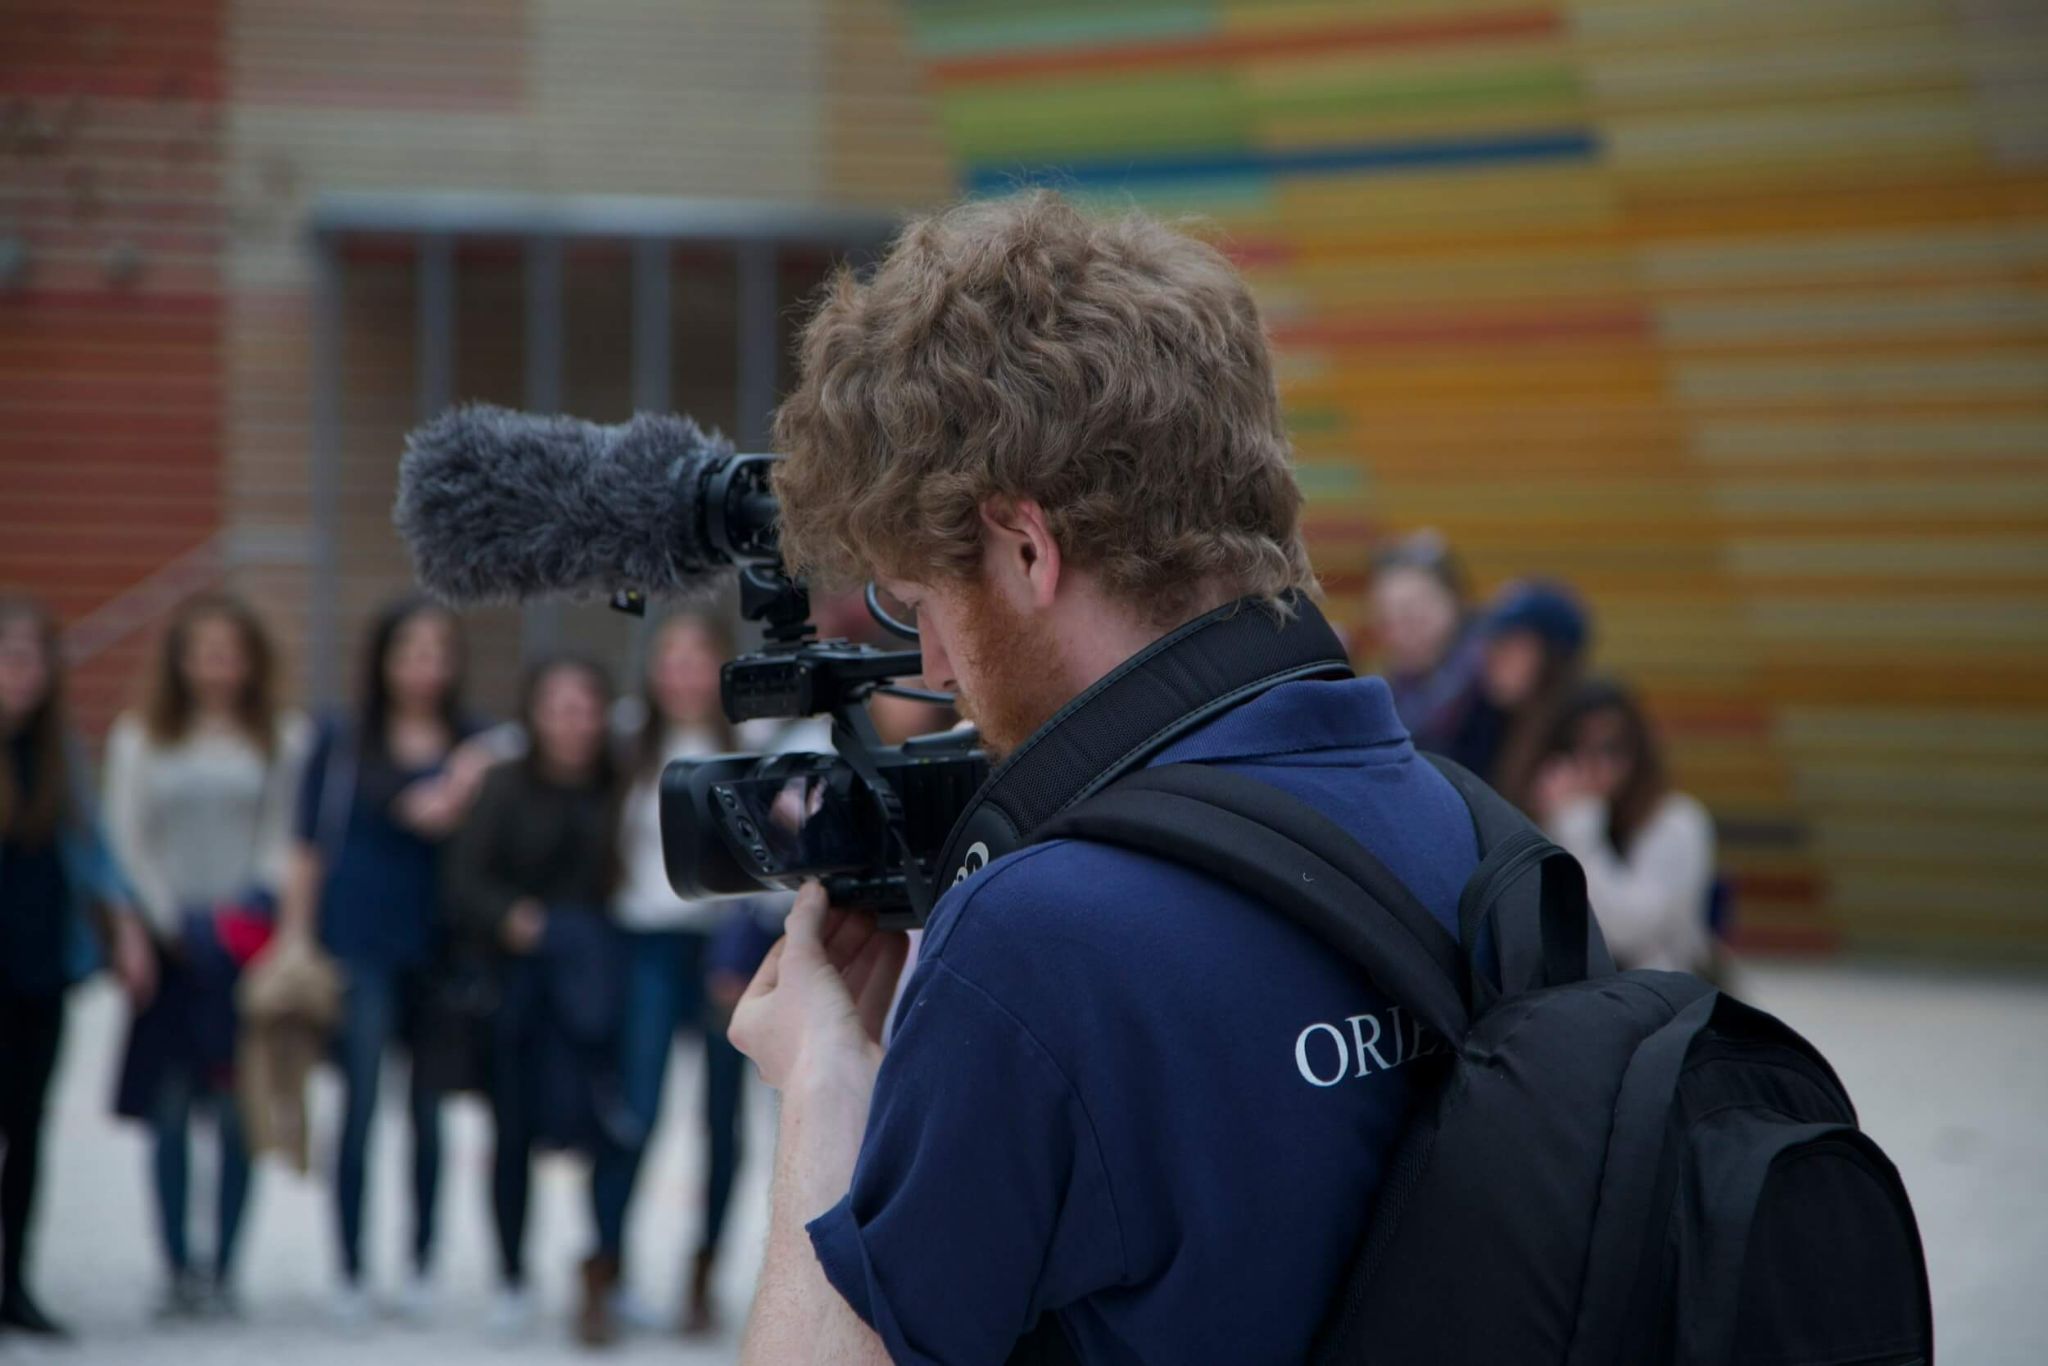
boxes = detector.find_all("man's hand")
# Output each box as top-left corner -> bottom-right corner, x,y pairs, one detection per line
730,882 -> 908,1093
733,882 -> 905,1366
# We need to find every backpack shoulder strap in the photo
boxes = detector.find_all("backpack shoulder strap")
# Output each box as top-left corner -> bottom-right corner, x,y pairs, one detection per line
1424,753 -> 1614,1002
1038,763 -> 1470,1044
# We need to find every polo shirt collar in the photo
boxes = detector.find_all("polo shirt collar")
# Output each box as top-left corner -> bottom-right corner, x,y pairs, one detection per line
1151,675 -> 1412,766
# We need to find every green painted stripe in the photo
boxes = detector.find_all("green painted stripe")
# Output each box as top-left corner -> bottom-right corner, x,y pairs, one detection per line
1646,226 -> 2048,289
1691,417 -> 2048,463
1295,461 -> 1369,499
1795,763 -> 2048,812
1659,290 -> 2048,346
1747,598 -> 2048,645
1713,477 -> 2048,518
1285,407 -> 1350,436
908,3 -> 1214,59
1570,0 -> 1943,47
960,174 -> 1274,221
1830,875 -> 2048,919
1778,706 -> 2048,756
1250,65 -> 1580,119
1817,818 -> 2048,867
1607,98 -> 1979,165
1674,354 -> 2048,405
1586,36 -> 1970,106
1728,537 -> 2048,577
937,74 -> 1244,160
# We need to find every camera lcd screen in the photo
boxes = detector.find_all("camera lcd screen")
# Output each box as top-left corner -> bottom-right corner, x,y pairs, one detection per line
711,771 -> 871,878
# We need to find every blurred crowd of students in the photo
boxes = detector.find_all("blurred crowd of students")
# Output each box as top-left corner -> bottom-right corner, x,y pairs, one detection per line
0,547 -> 1717,1348
0,587 -> 894,1348
1366,532 -> 1722,978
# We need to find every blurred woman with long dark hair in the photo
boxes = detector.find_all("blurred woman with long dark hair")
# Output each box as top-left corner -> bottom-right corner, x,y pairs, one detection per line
0,594 -> 152,1338
1367,531 -> 1490,770
582,612 -> 746,1343
278,596 -> 488,1324
1534,678 -> 1717,974
445,654 -> 623,1338
104,592 -> 308,1318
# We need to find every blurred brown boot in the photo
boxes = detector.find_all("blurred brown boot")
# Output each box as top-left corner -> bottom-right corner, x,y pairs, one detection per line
680,1249 -> 718,1338
577,1254 -> 619,1347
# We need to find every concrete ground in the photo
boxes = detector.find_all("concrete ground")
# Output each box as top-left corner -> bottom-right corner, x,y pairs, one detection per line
7,961 -> 2045,1365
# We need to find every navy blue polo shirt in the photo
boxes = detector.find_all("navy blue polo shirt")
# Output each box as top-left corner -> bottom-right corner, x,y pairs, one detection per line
807,675 -> 1479,1365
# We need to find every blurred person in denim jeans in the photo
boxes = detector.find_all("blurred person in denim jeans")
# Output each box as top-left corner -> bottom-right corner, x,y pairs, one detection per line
581,613 -> 754,1343
277,596 -> 492,1326
104,593 -> 308,1320
0,594 -> 153,1340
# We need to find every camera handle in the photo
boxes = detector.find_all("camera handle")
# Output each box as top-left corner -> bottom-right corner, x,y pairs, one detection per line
739,561 -> 815,647
829,694 -> 943,922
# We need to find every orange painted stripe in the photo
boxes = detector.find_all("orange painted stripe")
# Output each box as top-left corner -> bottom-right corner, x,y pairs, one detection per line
1732,925 -> 1843,955
928,9 -> 1561,86
1271,305 -> 1649,350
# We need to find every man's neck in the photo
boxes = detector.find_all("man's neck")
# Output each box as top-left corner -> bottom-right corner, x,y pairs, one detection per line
1053,575 -> 1244,698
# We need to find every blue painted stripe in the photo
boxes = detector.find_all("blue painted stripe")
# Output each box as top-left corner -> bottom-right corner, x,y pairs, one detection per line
964,128 -> 1600,193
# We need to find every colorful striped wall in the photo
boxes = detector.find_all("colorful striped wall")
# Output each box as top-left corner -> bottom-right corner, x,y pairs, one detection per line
903,0 -> 2048,960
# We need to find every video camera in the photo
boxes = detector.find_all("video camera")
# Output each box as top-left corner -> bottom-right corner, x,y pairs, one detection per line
644,459 -> 988,927
395,408 -> 986,928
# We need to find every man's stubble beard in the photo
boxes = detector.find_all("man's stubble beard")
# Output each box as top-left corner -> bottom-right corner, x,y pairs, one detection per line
950,580 -> 1073,763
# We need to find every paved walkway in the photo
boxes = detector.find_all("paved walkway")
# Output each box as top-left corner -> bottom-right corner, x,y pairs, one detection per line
8,962 -> 2045,1364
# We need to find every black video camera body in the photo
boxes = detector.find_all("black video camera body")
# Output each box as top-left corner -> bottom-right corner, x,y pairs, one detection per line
644,448 -> 988,927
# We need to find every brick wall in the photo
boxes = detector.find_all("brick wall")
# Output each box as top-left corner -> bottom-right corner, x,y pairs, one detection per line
3,0 -> 947,735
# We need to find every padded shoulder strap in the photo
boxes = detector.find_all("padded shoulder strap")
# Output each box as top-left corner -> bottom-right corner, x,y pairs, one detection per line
1425,753 -> 1614,1001
1039,764 -> 1470,1043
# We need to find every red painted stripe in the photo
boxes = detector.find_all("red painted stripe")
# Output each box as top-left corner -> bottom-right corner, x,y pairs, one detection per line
0,376 -> 222,404
1301,514 -> 1383,538
0,413 -> 220,444
1733,873 -> 1822,903
0,291 -> 221,318
1271,305 -> 1649,350
1220,239 -> 1296,271
0,527 -> 220,560
0,69 -> 226,101
1657,704 -> 1776,737
1730,925 -> 1841,955
233,75 -> 519,112
930,9 -> 1561,85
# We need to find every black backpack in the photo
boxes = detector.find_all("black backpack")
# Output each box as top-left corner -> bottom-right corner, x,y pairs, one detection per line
1035,758 -> 1932,1366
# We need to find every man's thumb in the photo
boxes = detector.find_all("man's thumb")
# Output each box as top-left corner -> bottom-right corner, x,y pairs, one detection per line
781,880 -> 831,966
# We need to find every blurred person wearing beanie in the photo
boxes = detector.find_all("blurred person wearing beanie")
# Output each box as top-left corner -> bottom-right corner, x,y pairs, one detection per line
1475,579 -> 1590,811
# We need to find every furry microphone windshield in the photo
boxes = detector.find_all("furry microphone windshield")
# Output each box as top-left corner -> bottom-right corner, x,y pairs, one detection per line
393,404 -> 735,604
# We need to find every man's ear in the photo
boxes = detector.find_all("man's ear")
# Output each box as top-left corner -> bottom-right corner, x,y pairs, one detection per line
979,497 -> 1062,610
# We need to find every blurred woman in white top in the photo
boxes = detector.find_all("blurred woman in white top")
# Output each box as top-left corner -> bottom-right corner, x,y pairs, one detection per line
1533,678 -> 1716,975
102,592 -> 308,1318
582,612 -> 747,1343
